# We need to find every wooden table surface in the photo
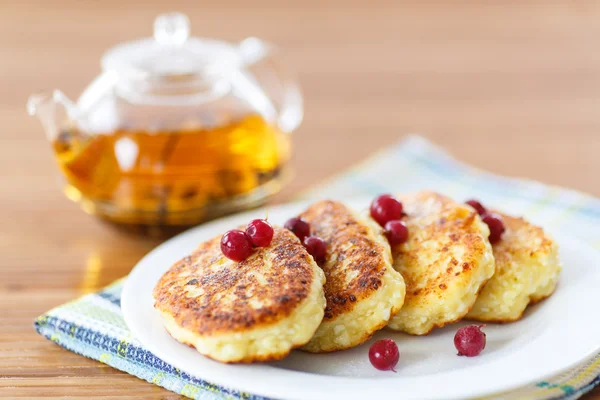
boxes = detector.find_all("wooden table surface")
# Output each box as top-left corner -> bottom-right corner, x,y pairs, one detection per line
1,0 -> 599,398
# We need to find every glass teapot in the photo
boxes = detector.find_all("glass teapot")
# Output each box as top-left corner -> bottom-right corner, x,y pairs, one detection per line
27,12 -> 302,233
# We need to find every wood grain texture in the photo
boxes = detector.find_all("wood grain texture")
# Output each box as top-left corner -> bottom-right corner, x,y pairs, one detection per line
1,0 -> 599,398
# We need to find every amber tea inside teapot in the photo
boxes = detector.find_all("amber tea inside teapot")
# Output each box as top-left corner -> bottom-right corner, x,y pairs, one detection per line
28,12 -> 302,232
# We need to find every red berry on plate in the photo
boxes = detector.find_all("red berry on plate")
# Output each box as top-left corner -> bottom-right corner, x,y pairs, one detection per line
284,217 -> 310,242
370,194 -> 403,227
482,212 -> 505,244
220,230 -> 253,262
454,325 -> 486,357
246,219 -> 274,248
466,199 -> 487,216
384,220 -> 409,245
369,339 -> 399,372
303,236 -> 327,265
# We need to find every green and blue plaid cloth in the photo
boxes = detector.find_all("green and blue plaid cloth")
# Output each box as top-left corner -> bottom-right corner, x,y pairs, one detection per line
35,136 -> 600,399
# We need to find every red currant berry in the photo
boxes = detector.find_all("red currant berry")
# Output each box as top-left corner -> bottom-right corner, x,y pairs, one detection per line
369,339 -> 399,372
284,217 -> 310,242
245,219 -> 274,248
370,194 -> 403,227
454,325 -> 486,357
303,236 -> 327,265
465,199 -> 487,216
220,230 -> 253,262
384,220 -> 409,245
482,212 -> 505,244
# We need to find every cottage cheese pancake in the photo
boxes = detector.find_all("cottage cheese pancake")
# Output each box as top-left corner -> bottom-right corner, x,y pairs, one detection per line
388,191 -> 495,335
467,212 -> 561,322
299,200 -> 406,353
153,226 -> 326,363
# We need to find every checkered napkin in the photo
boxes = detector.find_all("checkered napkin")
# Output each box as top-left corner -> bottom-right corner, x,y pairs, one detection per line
35,136 -> 600,399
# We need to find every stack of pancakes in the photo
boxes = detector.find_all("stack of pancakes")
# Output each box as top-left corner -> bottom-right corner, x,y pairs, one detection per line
153,191 -> 561,363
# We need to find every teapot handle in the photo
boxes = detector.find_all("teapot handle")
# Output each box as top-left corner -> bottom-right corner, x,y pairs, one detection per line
238,38 -> 303,133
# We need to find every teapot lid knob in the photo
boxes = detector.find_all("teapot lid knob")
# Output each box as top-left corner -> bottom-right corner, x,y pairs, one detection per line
153,12 -> 190,46
102,12 -> 241,80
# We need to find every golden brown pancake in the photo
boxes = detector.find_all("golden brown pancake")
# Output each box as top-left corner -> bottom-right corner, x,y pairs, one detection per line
299,200 -> 406,353
153,226 -> 326,363
467,211 -> 561,322
387,191 -> 495,335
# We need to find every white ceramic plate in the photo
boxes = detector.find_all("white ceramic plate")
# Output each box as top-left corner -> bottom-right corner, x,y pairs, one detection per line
122,199 -> 600,400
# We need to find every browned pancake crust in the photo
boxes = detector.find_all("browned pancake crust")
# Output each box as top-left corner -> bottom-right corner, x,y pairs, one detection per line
153,227 -> 316,336
386,191 -> 495,335
394,192 -> 490,304
300,200 -> 389,322
491,212 -> 555,273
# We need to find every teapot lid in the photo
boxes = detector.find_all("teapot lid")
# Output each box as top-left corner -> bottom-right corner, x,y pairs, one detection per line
101,12 -> 241,80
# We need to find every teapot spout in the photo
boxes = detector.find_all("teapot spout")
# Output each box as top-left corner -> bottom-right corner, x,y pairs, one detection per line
27,90 -> 76,140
